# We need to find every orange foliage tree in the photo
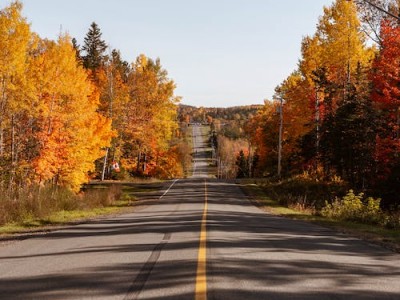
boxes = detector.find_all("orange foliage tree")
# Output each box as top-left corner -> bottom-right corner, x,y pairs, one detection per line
0,2 -> 114,191
29,36 -> 114,191
246,0 -> 377,182
0,1 -> 35,188
371,20 -> 400,181
0,1 -> 183,191
115,54 -> 179,178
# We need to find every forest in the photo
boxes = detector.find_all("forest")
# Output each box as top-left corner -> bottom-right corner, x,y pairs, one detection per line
182,1 -> 400,225
0,2 -> 187,198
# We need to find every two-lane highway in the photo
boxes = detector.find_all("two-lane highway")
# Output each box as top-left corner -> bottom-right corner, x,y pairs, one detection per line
0,126 -> 399,299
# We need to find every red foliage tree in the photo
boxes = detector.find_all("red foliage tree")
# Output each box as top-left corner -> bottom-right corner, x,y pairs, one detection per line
371,20 -> 400,180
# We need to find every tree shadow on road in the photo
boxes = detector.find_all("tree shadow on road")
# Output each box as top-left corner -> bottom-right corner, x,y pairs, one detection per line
0,179 -> 399,299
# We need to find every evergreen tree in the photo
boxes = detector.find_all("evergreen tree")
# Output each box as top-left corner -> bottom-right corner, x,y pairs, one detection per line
331,85 -> 376,188
316,64 -> 376,188
82,22 -> 107,71
236,150 -> 248,178
71,37 -> 81,62
310,67 -> 338,175
110,49 -> 130,82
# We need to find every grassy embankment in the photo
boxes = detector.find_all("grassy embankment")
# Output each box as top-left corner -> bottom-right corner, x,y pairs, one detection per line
0,181 -> 161,235
238,178 -> 400,253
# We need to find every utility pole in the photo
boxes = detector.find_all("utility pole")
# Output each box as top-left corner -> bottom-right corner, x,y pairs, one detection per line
315,87 -> 320,170
274,95 -> 284,179
101,54 -> 114,182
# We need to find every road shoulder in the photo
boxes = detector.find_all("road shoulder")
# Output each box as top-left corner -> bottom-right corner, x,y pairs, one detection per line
238,181 -> 400,254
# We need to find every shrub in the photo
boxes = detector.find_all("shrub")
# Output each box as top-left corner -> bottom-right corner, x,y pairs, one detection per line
384,213 -> 400,229
259,176 -> 346,210
321,190 -> 384,225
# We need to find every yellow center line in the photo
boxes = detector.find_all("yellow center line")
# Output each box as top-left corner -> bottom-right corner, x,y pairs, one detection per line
195,179 -> 208,300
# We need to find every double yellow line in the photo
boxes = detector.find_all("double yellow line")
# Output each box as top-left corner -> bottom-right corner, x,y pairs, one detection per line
195,180 -> 208,300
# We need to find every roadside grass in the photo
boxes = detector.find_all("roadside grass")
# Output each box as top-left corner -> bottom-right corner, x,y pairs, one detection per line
0,182 -> 162,236
0,199 -> 132,235
239,182 -> 400,253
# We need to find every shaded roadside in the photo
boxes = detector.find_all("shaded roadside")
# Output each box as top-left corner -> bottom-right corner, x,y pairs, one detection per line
0,181 -> 169,243
237,180 -> 400,254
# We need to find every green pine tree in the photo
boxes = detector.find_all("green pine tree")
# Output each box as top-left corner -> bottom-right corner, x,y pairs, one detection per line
82,22 -> 107,71
71,37 -> 81,62
236,150 -> 248,178
110,49 -> 130,82
316,63 -> 376,188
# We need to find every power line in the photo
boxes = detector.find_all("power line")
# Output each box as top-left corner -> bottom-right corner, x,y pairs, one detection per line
349,0 -> 400,21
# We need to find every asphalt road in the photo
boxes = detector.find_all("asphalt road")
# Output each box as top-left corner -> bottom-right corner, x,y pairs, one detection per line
0,126 -> 399,299
191,125 -> 212,178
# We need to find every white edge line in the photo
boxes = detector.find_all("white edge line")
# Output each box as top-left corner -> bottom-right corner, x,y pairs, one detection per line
159,179 -> 179,199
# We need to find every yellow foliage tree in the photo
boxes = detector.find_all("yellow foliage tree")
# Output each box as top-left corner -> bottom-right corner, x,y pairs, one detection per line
245,101 -> 278,176
316,0 -> 374,86
120,54 -> 179,177
30,36 -> 113,191
0,1 -> 36,186
299,0 -> 375,113
276,72 -> 313,162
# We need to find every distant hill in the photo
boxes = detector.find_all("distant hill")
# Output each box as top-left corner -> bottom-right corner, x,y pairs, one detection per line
178,104 -> 262,123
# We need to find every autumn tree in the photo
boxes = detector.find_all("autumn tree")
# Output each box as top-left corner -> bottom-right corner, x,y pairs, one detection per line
370,20 -> 400,204
371,20 -> 400,146
245,101 -> 278,177
94,49 -> 131,180
295,0 -> 375,175
0,0 -> 187,195
76,32 -> 182,180
115,54 -> 180,178
319,1 -> 371,77
273,72 -> 315,172
216,135 -> 249,179
245,0 -> 378,183
299,0 -> 374,116
0,2 -> 114,191
29,35 -> 113,191
0,1 -> 35,189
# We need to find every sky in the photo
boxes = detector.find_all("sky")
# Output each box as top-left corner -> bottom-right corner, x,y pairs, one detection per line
2,0 -> 334,107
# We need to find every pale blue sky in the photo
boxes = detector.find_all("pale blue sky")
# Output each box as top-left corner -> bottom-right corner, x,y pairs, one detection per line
3,0 -> 334,107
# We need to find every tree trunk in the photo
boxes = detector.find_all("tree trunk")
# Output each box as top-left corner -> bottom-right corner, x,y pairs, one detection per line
137,152 -> 141,173
0,126 -> 3,157
101,148 -> 109,181
9,114 -> 15,189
